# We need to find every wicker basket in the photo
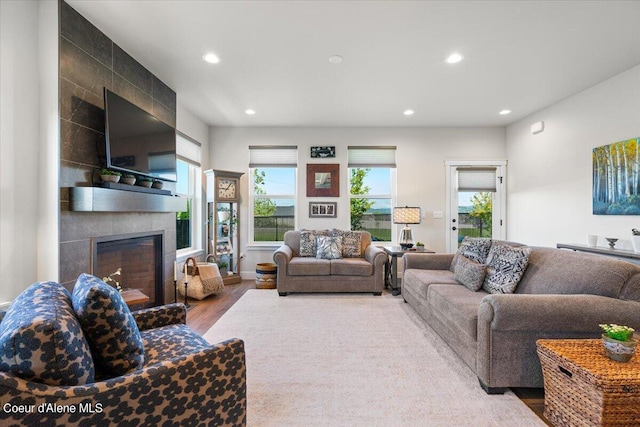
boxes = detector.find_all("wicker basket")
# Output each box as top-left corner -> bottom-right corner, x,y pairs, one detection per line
255,263 -> 277,289
536,339 -> 640,427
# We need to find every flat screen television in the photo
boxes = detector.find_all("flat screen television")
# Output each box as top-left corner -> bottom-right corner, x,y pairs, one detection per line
104,88 -> 177,182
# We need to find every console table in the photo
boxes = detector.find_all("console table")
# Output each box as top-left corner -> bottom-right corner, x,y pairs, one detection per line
557,243 -> 640,262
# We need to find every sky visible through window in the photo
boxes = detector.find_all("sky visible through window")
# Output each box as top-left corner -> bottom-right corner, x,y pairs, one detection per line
176,160 -> 189,195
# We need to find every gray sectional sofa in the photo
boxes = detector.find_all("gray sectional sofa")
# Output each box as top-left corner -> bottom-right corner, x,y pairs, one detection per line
402,242 -> 640,393
273,230 -> 387,295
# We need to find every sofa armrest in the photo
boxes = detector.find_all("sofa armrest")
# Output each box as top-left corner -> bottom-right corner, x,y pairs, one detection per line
364,245 -> 386,267
132,303 -> 187,331
479,294 -> 640,332
273,244 -> 293,266
402,253 -> 454,271
0,338 -> 246,426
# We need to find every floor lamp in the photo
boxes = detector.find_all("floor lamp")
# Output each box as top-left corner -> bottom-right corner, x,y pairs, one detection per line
393,206 -> 421,249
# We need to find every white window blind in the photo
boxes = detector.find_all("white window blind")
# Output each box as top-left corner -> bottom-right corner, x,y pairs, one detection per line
249,146 -> 298,167
176,132 -> 201,166
457,168 -> 497,192
348,146 -> 396,167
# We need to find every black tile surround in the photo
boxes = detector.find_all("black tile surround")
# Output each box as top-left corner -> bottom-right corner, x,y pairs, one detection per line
58,0 -> 177,303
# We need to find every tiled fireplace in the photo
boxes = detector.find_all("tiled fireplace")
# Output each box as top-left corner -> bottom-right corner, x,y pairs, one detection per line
92,231 -> 164,307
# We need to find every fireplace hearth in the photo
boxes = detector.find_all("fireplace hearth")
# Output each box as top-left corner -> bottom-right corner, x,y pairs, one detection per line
91,231 -> 164,307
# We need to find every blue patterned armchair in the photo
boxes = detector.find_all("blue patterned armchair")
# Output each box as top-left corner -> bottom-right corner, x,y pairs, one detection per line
0,278 -> 246,426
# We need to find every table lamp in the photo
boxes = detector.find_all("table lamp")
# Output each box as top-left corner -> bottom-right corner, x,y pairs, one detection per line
393,206 -> 421,249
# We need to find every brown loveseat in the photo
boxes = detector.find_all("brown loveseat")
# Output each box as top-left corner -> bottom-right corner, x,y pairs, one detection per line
273,230 -> 387,296
402,243 -> 640,393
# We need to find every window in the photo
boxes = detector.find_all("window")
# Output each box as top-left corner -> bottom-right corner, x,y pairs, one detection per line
176,133 -> 202,252
348,146 -> 396,242
249,146 -> 297,243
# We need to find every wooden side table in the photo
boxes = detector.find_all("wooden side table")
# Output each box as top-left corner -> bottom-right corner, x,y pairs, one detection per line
121,289 -> 149,308
536,339 -> 640,427
382,246 -> 435,296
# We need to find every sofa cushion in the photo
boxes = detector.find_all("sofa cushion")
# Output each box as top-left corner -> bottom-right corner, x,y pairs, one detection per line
482,244 -> 531,294
331,258 -> 373,276
288,257 -> 331,276
332,230 -> 362,258
300,229 -> 331,257
316,235 -> 343,259
427,284 -> 489,341
141,324 -> 211,366
0,282 -> 95,385
72,273 -> 145,375
402,269 -> 459,299
454,256 -> 487,291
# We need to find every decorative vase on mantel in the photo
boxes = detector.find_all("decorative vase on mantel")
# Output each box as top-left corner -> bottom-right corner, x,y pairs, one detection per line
602,334 -> 637,362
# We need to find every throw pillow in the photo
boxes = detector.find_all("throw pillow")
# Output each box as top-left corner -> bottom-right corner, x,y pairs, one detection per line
482,244 -> 532,294
315,235 -> 343,259
300,229 -> 330,257
458,237 -> 492,264
454,255 -> 487,292
0,281 -> 95,385
332,229 -> 362,258
72,273 -> 145,375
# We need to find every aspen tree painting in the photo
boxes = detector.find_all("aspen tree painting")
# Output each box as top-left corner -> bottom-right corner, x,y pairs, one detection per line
593,137 -> 640,215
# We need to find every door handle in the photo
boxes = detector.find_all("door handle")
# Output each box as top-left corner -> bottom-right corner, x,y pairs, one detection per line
452,226 -> 457,231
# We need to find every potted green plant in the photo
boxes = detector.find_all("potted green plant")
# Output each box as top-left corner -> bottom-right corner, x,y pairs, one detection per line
152,179 -> 164,189
137,176 -> 153,188
217,261 -> 229,276
415,241 -> 425,250
99,168 -> 121,183
120,173 -> 136,185
599,323 -> 636,362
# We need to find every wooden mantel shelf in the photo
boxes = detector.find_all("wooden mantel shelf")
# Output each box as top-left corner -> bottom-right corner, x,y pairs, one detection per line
557,243 -> 640,261
70,186 -> 187,213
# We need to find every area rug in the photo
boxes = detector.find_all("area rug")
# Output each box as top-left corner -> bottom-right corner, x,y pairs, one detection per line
203,290 -> 546,426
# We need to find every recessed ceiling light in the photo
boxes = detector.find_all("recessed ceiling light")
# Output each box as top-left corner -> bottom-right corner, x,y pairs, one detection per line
403,110 -> 415,116
245,109 -> 256,115
328,55 -> 343,64
202,53 -> 220,64
445,52 -> 464,64
499,109 -> 511,115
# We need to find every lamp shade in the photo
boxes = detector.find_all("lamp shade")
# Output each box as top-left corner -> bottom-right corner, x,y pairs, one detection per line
393,207 -> 421,224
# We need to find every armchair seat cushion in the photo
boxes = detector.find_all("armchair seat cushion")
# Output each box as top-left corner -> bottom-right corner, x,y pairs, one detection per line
427,285 -> 489,341
330,258 -> 373,276
141,324 -> 211,366
288,257 -> 331,276
0,282 -> 95,386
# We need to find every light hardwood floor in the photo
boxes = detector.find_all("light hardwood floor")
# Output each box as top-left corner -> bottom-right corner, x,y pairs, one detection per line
186,280 -> 550,425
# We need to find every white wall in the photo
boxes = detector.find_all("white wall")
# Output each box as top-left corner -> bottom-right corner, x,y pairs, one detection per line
506,65 -> 640,249
209,126 -> 505,277
1,1 -> 59,305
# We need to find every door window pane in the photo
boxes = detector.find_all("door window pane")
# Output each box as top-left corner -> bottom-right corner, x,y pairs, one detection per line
457,191 -> 493,245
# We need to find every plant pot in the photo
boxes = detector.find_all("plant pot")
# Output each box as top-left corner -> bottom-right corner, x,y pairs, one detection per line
152,181 -> 163,189
219,267 -> 228,276
138,180 -> 152,188
100,174 -> 120,183
632,235 -> 640,253
602,334 -> 637,362
120,177 -> 136,185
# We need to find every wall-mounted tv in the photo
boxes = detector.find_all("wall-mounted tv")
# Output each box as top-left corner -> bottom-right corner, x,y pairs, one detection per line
104,88 -> 177,182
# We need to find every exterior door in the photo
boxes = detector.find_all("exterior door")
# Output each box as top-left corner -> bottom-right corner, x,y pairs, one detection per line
445,161 -> 506,253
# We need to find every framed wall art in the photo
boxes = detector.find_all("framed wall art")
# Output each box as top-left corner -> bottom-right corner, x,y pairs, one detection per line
309,202 -> 337,218
310,146 -> 336,158
306,163 -> 340,197
593,137 -> 640,215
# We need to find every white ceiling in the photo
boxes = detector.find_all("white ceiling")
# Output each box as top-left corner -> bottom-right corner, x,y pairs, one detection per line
66,0 -> 640,128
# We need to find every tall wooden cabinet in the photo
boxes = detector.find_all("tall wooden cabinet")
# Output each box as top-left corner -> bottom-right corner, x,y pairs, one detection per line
204,169 -> 244,285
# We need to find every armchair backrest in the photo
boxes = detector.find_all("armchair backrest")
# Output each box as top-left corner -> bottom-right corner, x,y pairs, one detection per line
283,230 -> 372,257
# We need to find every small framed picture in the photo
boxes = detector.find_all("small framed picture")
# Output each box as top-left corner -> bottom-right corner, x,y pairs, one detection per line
311,146 -> 336,158
309,202 -> 337,218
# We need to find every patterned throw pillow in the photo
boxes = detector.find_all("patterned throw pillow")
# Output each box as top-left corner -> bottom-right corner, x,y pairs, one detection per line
300,230 -> 330,257
72,273 -> 145,375
482,244 -> 532,294
0,281 -> 95,385
454,255 -> 487,291
332,229 -> 362,258
458,237 -> 492,264
315,236 -> 343,259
